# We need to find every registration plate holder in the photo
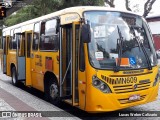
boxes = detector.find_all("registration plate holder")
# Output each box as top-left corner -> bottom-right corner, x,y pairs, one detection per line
129,94 -> 140,101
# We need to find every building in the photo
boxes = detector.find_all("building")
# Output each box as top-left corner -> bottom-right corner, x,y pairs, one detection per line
146,15 -> 160,51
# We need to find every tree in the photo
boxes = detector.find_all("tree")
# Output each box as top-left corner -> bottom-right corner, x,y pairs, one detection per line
105,0 -> 156,18
143,0 -> 156,17
4,0 -> 104,26
4,5 -> 37,26
104,0 -> 115,7
125,0 -> 131,11
61,0 -> 104,9
32,0 -> 64,15
124,0 -> 156,17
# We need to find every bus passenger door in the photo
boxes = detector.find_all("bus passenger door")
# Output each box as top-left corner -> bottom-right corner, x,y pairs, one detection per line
60,24 -> 72,101
3,36 -> 9,74
30,22 -> 40,89
16,33 -> 26,80
25,31 -> 32,86
6,36 -> 10,75
72,22 -> 80,106
60,23 -> 80,106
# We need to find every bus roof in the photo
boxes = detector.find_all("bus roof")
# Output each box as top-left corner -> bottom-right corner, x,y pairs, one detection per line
3,6 -> 141,33
146,14 -> 160,19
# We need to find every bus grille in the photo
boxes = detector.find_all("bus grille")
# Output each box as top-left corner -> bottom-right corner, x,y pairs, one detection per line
118,95 -> 146,104
113,81 -> 151,94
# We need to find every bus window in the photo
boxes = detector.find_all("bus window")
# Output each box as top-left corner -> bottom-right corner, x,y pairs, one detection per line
10,34 -> 21,50
12,35 -> 17,49
27,33 -> 32,58
40,19 -> 58,51
9,30 -> 13,50
33,23 -> 40,51
9,29 -> 21,50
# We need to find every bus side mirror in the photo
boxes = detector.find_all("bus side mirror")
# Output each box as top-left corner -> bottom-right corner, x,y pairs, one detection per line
156,53 -> 160,59
81,24 -> 91,43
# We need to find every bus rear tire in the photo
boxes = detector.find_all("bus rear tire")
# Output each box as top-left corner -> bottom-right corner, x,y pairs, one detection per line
46,78 -> 60,105
11,67 -> 18,86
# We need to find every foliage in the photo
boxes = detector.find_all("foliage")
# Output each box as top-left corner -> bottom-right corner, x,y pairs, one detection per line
4,0 -> 104,26
4,5 -> 36,26
104,0 -> 115,7
105,0 -> 157,18
5,0 -> 156,26
143,0 -> 156,17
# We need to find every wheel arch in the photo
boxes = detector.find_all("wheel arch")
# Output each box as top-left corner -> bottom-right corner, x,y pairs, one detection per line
43,71 -> 59,92
10,63 -> 16,73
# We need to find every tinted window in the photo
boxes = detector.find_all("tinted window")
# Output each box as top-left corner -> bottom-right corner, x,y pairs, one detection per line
85,11 -> 156,69
33,23 -> 40,50
9,28 -> 21,50
40,19 -> 58,50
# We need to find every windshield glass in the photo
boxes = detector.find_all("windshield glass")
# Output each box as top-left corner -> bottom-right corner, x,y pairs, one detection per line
84,11 -> 157,69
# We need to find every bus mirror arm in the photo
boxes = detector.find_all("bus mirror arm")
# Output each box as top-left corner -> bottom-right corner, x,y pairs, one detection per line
79,37 -> 85,72
81,24 -> 91,43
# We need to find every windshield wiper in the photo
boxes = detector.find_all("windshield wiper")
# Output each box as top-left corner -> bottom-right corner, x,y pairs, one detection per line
130,26 -> 141,51
131,26 -> 152,70
114,26 -> 124,72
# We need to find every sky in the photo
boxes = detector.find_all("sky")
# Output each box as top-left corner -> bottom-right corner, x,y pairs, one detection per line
110,0 -> 160,16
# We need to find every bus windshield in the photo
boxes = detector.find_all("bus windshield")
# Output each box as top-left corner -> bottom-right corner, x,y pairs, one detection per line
84,11 -> 157,70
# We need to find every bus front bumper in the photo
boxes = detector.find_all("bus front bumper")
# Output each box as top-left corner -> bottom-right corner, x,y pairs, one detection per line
85,83 -> 159,112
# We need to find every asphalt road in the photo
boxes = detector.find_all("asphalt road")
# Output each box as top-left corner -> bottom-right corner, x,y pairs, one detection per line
0,73 -> 159,120
0,59 -> 160,120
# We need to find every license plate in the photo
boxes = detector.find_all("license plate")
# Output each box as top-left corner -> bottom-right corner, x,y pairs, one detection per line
129,94 -> 140,101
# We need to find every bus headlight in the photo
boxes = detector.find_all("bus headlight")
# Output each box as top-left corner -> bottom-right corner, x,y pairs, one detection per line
153,74 -> 159,86
92,75 -> 112,93
93,79 -> 101,86
99,83 -> 112,93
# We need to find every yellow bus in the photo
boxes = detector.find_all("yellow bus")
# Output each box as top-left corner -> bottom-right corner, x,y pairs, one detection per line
0,6 -> 159,112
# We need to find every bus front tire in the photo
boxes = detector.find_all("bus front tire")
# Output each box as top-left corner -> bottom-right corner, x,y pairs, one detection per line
46,78 -> 60,105
11,67 -> 18,86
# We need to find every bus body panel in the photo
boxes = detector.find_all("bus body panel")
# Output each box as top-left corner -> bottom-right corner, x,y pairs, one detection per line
30,51 -> 59,92
17,57 -> 26,80
85,82 -> 158,112
25,31 -> 32,86
26,56 -> 31,86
